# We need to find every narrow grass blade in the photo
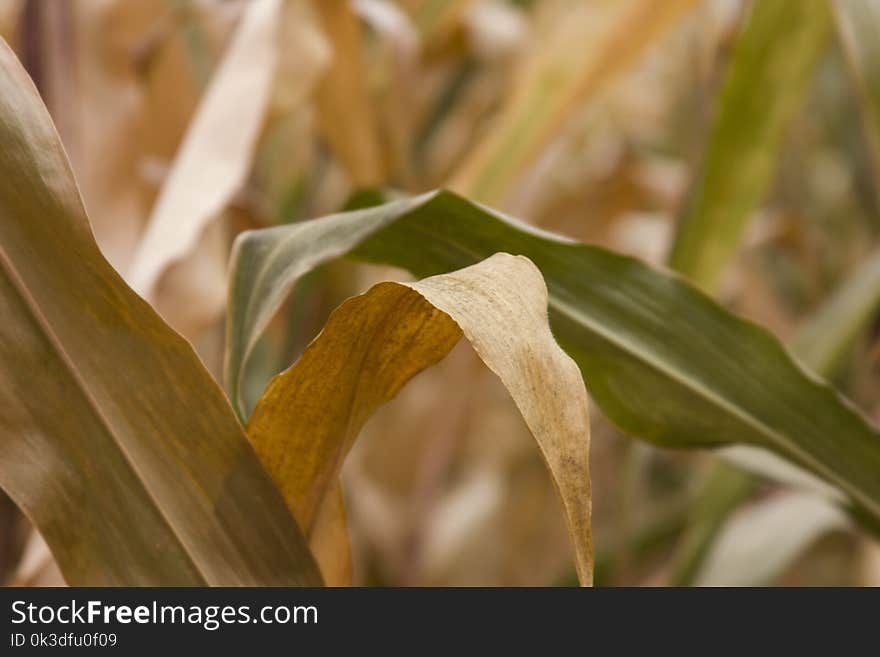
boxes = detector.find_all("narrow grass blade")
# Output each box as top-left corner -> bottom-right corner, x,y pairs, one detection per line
449,0 -> 698,205
669,0 -> 832,292
313,0 -> 385,186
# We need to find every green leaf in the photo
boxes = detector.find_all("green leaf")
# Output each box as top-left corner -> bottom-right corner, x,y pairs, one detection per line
666,245 -> 880,587
227,190 -> 880,523
669,0 -> 832,292
0,39 -> 321,586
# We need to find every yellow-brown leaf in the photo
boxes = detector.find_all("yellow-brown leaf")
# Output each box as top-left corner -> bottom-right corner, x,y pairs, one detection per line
246,253 -> 592,585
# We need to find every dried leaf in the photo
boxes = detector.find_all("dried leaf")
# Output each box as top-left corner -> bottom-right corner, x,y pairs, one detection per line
449,0 -> 698,204
0,37 -> 320,586
227,191 -> 880,525
246,254 -> 593,585
313,0 -> 385,186
128,0 -> 326,323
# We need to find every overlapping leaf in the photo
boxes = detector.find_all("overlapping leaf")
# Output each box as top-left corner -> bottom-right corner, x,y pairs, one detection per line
227,190 -> 880,524
0,38 -> 320,586
687,3 -> 880,582
245,254 -> 593,585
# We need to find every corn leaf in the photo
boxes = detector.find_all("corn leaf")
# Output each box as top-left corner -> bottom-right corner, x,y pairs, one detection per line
668,244 -> 880,586
0,38 -> 321,586
704,5 -> 880,575
312,0 -> 385,186
245,254 -> 593,585
227,190 -> 880,524
669,0 -> 831,292
449,0 -> 698,204
128,0 -> 326,304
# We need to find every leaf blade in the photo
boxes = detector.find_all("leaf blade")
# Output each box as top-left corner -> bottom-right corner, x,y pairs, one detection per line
245,254 -> 593,584
0,37 -> 321,586
228,190 -> 880,524
127,0 -> 327,303
312,0 -> 386,186
669,0 -> 832,291
449,0 -> 699,204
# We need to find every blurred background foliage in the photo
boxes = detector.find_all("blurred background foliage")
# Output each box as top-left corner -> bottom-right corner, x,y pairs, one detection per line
2,0 -> 879,586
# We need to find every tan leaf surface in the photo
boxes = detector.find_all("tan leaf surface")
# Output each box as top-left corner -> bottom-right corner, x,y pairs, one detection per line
246,253 -> 593,585
0,36 -> 320,585
128,0 -> 327,334
312,0 -> 385,186
448,0 -> 698,205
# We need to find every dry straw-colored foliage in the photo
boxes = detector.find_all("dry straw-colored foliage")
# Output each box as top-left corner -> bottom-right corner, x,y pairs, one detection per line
2,0 -> 880,587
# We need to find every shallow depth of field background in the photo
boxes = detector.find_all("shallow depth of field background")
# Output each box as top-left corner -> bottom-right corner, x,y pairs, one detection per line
1,0 -> 878,586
